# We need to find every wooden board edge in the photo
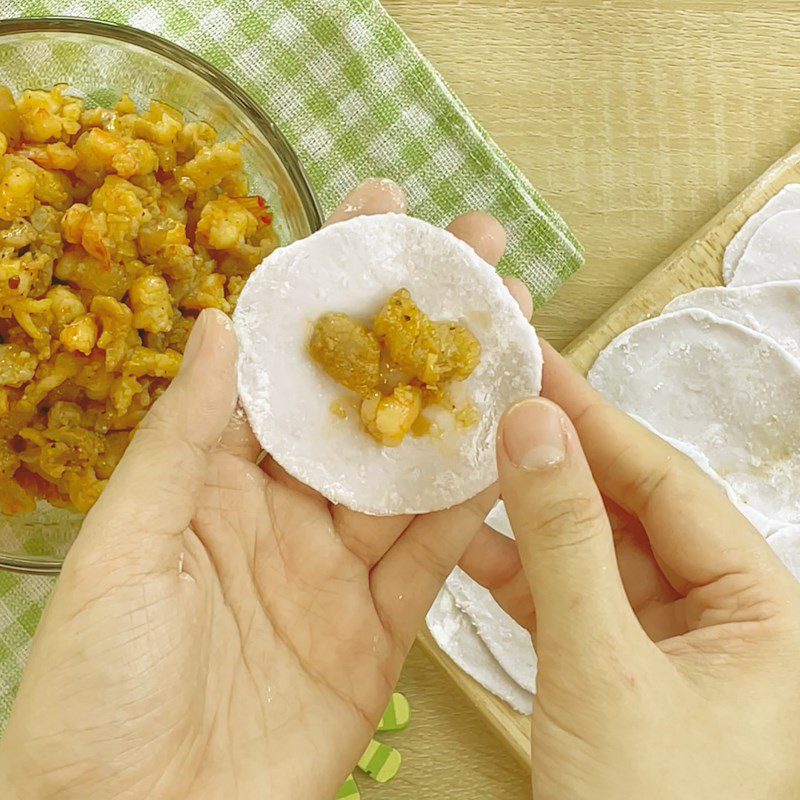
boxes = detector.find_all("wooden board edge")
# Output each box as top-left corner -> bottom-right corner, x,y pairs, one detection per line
416,627 -> 531,766
562,141 -> 800,373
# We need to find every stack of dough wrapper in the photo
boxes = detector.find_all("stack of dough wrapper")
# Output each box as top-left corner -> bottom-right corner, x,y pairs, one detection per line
589,186 -> 800,550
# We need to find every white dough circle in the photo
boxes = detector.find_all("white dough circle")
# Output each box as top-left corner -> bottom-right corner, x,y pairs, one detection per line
446,566 -> 537,694
729,209 -> 800,287
723,185 -> 800,284
663,281 -> 800,361
234,213 -> 542,515
588,309 -> 800,525
446,500 -> 538,697
426,586 -> 533,715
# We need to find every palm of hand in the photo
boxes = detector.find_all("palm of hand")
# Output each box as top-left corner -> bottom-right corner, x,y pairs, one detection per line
178,443 -> 410,798
2,381 -> 492,800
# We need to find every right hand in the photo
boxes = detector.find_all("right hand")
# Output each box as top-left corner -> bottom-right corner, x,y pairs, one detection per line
463,343 -> 800,799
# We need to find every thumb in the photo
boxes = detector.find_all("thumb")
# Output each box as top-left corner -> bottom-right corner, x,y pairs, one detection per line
498,397 -> 638,657
81,309 -> 238,560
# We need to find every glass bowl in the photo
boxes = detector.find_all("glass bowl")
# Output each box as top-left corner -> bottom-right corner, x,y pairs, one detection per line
0,17 -> 322,574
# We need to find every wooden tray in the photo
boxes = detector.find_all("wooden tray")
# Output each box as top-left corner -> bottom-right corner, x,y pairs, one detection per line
417,139 -> 800,765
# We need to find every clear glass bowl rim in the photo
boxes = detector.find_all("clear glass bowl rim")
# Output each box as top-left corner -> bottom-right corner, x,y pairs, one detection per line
0,16 -> 323,574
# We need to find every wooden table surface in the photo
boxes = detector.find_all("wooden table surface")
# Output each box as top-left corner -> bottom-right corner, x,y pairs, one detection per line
367,2 -> 800,798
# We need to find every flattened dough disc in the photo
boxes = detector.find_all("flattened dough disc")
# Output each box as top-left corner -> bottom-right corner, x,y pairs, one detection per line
447,567 -> 537,694
426,586 -> 533,715
486,500 -> 514,539
663,281 -> 800,361
235,213 -> 541,515
447,500 -> 537,694
723,184 -> 800,284
588,309 -> 800,525
729,209 -> 800,287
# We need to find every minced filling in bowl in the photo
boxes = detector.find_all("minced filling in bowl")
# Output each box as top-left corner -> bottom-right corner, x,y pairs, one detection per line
0,18 -> 321,573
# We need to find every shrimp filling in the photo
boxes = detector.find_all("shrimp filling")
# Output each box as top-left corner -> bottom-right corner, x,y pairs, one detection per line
309,289 -> 481,446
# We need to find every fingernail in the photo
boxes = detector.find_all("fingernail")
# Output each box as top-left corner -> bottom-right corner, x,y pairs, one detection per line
502,398 -> 567,470
182,309 -> 231,369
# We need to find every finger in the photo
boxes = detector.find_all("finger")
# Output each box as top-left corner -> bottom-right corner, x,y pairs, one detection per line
446,211 -> 506,266
80,310 -> 238,563
261,456 -> 329,505
445,212 -> 532,318
460,508 -> 681,640
370,485 -> 499,652
325,178 -> 407,226
635,598 -> 689,642
332,506 -> 413,568
503,276 -> 533,321
604,500 -> 682,622
541,341 -> 773,589
459,524 -> 537,631
219,403 -> 261,462
260,460 -> 416,570
498,397 -> 641,654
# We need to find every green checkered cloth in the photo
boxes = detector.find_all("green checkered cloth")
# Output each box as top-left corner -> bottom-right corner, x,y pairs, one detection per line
0,0 -> 582,730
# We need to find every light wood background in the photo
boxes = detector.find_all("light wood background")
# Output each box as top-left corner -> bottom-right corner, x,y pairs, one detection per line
364,2 -> 800,798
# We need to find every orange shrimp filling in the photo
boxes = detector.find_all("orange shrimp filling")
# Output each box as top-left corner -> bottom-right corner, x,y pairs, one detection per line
309,289 -> 481,446
0,84 -> 279,514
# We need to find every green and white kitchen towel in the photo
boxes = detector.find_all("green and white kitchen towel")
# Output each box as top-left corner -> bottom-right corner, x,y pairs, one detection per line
0,0 -> 582,728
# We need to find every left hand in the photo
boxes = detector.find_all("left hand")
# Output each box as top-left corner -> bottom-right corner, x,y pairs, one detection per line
0,179 -> 531,800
